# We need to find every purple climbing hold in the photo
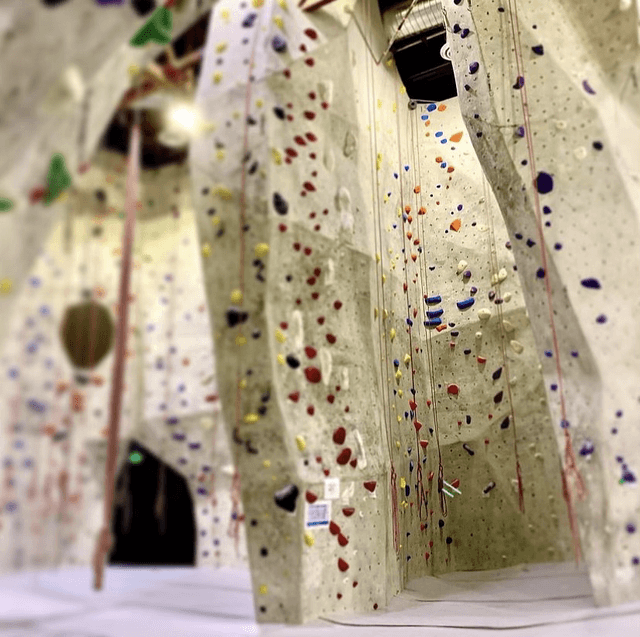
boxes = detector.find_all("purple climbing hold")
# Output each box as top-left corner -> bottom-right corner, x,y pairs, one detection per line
581,278 -> 601,289
242,12 -> 258,27
596,314 -> 607,324
469,61 -> 480,74
272,35 -> 287,53
513,76 -> 524,89
516,126 -> 525,137
532,44 -> 544,55
535,171 -> 554,194
582,80 -> 596,95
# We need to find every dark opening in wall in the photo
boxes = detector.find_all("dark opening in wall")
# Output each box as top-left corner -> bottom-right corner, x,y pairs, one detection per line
109,441 -> 195,566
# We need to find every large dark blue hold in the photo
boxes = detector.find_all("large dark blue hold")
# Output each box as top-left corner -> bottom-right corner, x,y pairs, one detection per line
581,278 -> 601,289
272,35 -> 287,53
535,171 -> 554,194
273,192 -> 289,215
424,318 -> 442,327
427,309 -> 444,318
226,307 -> 248,328
456,298 -> 475,310
426,295 -> 442,305
274,484 -> 299,512
242,12 -> 258,27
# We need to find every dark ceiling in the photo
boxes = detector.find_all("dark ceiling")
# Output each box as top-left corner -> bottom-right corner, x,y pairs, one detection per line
100,10 -> 209,169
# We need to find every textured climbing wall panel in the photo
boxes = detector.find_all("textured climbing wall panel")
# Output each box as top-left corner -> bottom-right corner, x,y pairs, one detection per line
0,0 -> 216,345
445,0 -> 640,606
0,150 -> 246,573
190,0 -> 573,624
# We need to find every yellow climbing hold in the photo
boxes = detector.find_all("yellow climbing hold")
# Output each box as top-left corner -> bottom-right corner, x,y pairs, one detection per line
221,8 -> 230,20
376,153 -> 382,171
213,186 -> 232,200
295,435 -> 306,451
235,335 -> 247,346
255,242 -> 270,258
239,379 -> 247,389
277,354 -> 285,365
395,370 -> 402,381
216,42 -> 227,53
272,148 -> 283,165
230,289 -> 243,304
400,477 -> 406,489
244,413 -> 259,424
390,327 -> 396,341
375,253 -> 381,263
213,71 -> 223,84
211,215 -> 220,226
256,98 -> 263,107
399,85 -> 406,94
216,149 -> 226,161
273,15 -> 284,28
304,532 -> 315,547
263,459 -> 271,468
403,354 -> 411,365
275,329 -> 286,343
397,415 -> 402,423
382,274 -> 386,284
201,243 -> 211,257
259,585 -> 268,595
398,389 -> 403,398
127,64 -> 140,77
392,102 -> 397,113
0,279 -> 12,295
396,440 -> 401,448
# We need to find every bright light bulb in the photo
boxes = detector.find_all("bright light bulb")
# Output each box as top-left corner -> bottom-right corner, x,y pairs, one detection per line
169,105 -> 198,132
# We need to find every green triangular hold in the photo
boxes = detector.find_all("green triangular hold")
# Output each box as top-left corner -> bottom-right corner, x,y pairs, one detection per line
130,6 -> 173,47
0,198 -> 13,212
44,153 -> 72,206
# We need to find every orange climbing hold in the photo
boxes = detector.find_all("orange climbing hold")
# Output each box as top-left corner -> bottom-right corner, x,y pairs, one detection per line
450,131 -> 463,143
414,185 -> 421,193
450,218 -> 461,231
418,207 -> 426,215
438,104 -> 447,111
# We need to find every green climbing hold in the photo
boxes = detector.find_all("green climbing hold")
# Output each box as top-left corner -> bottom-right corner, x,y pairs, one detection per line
0,198 -> 13,212
129,451 -> 144,465
44,154 -> 72,206
130,6 -> 173,47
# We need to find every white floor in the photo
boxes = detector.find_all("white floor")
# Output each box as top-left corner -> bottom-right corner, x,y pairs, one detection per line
1,562 -> 639,636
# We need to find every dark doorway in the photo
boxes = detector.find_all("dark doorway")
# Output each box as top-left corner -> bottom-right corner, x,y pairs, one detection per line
109,441 -> 196,566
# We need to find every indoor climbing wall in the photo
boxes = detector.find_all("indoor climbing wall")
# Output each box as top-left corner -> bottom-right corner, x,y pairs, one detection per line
0,148 -> 247,574
0,0 -> 215,346
445,0 -> 640,606
190,0 -> 572,624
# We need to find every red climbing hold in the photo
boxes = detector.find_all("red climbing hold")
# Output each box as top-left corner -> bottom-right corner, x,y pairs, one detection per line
288,391 -> 300,402
326,333 -> 337,344
338,558 -> 349,572
409,400 -> 417,411
342,507 -> 355,517
349,458 -> 357,468
363,481 -> 377,492
333,300 -> 343,310
304,28 -> 318,39
317,316 -> 325,325
329,521 -> 341,535
336,448 -> 352,465
447,384 -> 459,395
413,420 -> 423,432
304,367 -> 322,383
419,440 -> 429,449
338,533 -> 349,547
451,479 -> 460,488
333,427 -> 346,445
305,346 -> 317,359
306,491 -> 318,503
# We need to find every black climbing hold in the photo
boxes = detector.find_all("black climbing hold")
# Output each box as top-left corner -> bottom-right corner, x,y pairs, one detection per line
95,189 -> 107,203
273,107 -> 286,120
492,367 -> 502,381
273,192 -> 288,215
272,35 -> 287,53
494,391 -> 503,404
500,416 -> 510,430
532,44 -> 544,55
131,0 -> 156,16
285,354 -> 300,369
226,307 -> 248,328
274,484 -> 299,513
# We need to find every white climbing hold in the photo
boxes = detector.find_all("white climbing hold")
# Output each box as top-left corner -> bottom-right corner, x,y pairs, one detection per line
456,260 -> 468,274
502,320 -> 515,333
510,339 -> 524,354
320,349 -> 332,386
475,331 -> 483,340
477,308 -> 492,320
503,292 -> 512,302
498,268 -> 508,282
